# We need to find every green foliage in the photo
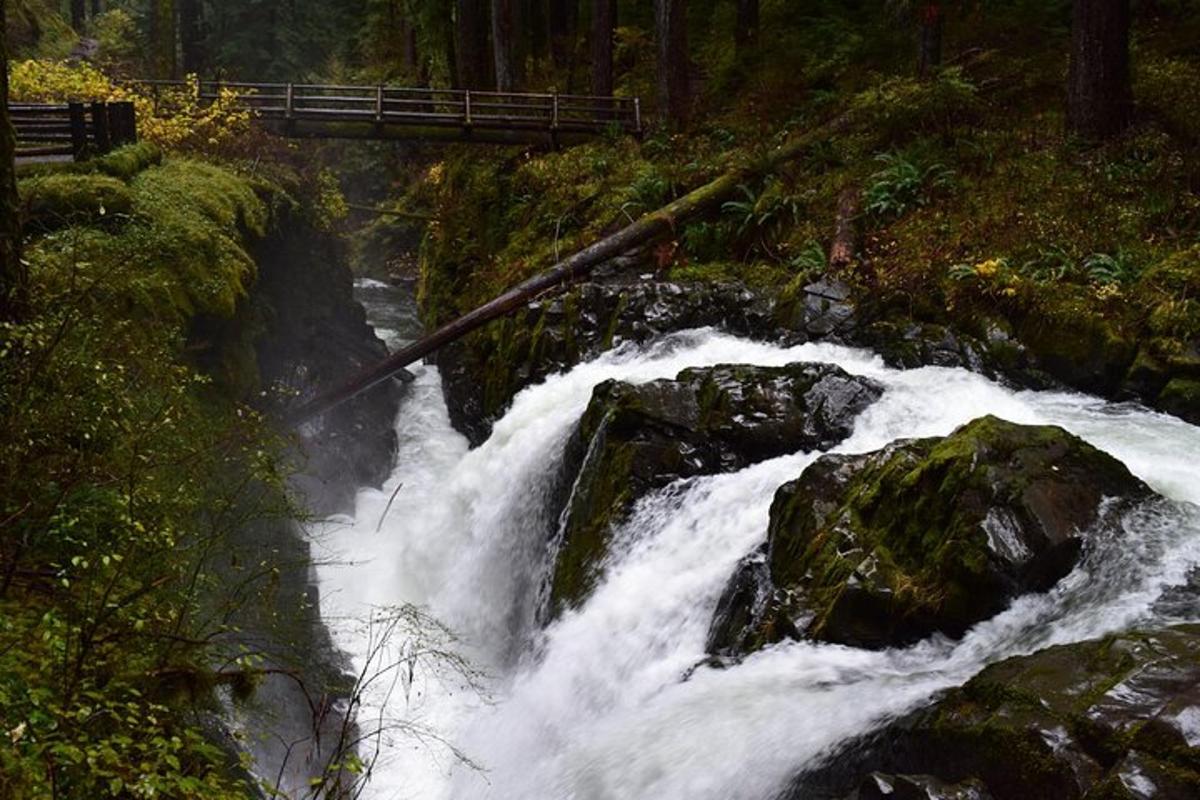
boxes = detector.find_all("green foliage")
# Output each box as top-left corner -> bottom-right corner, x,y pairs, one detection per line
864,151 -> 954,218
1084,250 -> 1141,285
721,178 -> 803,238
849,68 -> 979,146
0,161 -> 297,799
790,239 -> 828,273
19,173 -> 134,231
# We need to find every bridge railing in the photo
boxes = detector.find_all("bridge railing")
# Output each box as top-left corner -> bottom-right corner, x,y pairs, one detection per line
10,101 -> 138,159
135,79 -> 642,137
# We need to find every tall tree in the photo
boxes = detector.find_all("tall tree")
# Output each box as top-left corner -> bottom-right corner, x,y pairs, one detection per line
1067,0 -> 1132,139
916,2 -> 943,76
179,0 -> 205,74
548,0 -> 577,70
735,0 -> 758,55
91,0 -> 102,17
590,0 -> 614,96
455,0 -> 491,89
654,0 -> 689,126
491,0 -> 517,90
1,0 -> 25,321
148,0 -> 178,78
71,0 -> 86,31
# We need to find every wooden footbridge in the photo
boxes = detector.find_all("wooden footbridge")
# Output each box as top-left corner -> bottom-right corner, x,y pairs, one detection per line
11,80 -> 641,156
144,79 -> 643,145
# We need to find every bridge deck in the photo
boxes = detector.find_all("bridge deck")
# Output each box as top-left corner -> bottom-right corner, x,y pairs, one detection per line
140,80 -> 642,144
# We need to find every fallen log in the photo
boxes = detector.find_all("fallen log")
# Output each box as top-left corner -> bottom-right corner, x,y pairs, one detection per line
286,112 -> 853,426
829,186 -> 860,270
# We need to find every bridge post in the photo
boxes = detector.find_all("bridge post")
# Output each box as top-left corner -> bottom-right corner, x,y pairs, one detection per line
464,90 -> 473,130
375,85 -> 384,123
285,83 -> 295,136
634,97 -> 643,137
91,101 -> 112,154
68,102 -> 88,159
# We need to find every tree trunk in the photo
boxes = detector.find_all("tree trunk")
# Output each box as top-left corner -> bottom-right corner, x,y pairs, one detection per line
91,0 -> 102,18
1,0 -> 26,321
402,18 -> 419,75
149,0 -> 177,79
455,0 -> 492,89
590,0 -> 614,96
655,0 -> 689,127
735,0 -> 758,55
491,0 -> 516,91
179,0 -> 204,75
916,2 -> 943,77
70,0 -> 85,31
1067,0 -> 1132,139
548,0 -> 578,70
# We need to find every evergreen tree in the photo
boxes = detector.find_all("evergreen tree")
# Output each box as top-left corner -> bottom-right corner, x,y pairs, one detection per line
1067,0 -> 1132,139
591,0 -> 614,96
1,0 -> 24,321
655,0 -> 689,126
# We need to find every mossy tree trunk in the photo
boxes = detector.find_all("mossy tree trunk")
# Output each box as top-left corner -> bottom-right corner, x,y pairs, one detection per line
916,2 -> 943,77
149,0 -> 177,79
455,0 -> 492,89
549,0 -> 578,71
590,0 -> 615,97
1,0 -> 25,321
655,0 -> 689,127
1067,0 -> 1132,139
179,0 -> 205,75
491,0 -> 517,90
735,0 -> 758,55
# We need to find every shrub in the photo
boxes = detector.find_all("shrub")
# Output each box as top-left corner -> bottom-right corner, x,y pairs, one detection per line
9,60 -> 252,152
864,151 -> 954,218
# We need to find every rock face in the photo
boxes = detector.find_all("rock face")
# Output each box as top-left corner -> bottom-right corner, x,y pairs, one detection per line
546,361 -> 883,615
793,626 -> 1200,800
437,280 -> 784,445
710,416 -> 1151,653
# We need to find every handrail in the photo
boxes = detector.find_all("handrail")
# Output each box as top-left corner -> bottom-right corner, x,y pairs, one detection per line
11,101 -> 138,159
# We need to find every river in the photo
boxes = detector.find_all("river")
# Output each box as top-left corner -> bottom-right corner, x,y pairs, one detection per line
312,279 -> 1200,799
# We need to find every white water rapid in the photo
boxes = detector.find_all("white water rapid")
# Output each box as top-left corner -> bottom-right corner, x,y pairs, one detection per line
312,300 -> 1200,800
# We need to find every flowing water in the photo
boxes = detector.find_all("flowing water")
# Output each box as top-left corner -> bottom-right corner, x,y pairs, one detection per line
315,284 -> 1200,800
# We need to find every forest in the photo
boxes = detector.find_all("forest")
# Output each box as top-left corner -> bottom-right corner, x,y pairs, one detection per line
2,1 -> 1200,799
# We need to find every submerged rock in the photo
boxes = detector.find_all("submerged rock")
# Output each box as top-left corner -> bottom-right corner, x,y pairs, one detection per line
843,772 -> 993,800
792,625 -> 1200,800
546,361 -> 883,616
712,416 -> 1152,653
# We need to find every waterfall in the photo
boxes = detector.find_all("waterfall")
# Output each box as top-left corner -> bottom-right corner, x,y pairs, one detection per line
313,300 -> 1200,800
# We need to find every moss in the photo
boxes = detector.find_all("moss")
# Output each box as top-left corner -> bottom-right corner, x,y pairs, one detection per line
19,173 -> 133,230
1157,377 -> 1200,422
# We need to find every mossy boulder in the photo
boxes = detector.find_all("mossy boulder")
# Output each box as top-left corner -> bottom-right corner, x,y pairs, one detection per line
792,626 -> 1200,800
1157,378 -> 1200,425
20,172 -> 134,231
718,416 -> 1151,652
547,361 -> 883,615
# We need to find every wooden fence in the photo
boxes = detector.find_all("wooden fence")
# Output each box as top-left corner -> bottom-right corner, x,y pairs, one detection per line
137,79 -> 642,141
11,101 -> 138,159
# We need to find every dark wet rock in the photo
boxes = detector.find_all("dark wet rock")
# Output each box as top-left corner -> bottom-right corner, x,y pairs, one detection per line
790,278 -> 859,338
719,416 -> 1152,653
842,772 -> 993,800
546,361 -> 883,616
1157,377 -> 1200,425
707,546 -> 800,656
250,205 -> 401,516
437,280 -> 786,445
789,625 -> 1200,800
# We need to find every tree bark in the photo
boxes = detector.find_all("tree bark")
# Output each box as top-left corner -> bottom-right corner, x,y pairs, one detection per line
91,0 -> 102,18
735,0 -> 758,55
1,0 -> 26,321
548,0 -> 578,70
149,0 -> 177,79
1067,0 -> 1132,139
590,0 -> 615,97
655,0 -> 689,127
916,2 -> 943,77
70,0 -> 86,31
455,0 -> 492,89
829,187 -> 860,271
179,0 -> 204,75
491,0 -> 516,91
